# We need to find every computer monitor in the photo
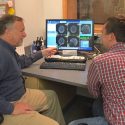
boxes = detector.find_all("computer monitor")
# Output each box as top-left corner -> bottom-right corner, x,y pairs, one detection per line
46,19 -> 94,52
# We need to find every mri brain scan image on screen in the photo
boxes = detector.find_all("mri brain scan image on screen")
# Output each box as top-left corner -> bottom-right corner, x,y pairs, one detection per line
56,23 -> 67,35
56,36 -> 67,47
68,23 -> 79,35
81,24 -> 91,34
68,36 -> 79,47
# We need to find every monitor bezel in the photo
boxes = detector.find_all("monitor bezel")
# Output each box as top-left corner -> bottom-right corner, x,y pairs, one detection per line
45,19 -> 94,51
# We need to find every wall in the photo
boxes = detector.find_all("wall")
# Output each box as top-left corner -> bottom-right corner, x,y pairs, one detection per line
15,0 -> 62,47
41,0 -> 62,38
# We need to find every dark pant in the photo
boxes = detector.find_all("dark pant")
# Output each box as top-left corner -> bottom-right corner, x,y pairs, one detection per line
0,114 -> 4,124
92,97 -> 104,117
68,98 -> 109,125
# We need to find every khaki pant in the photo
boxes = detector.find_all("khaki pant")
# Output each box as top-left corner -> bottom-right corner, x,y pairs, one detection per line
2,89 -> 66,125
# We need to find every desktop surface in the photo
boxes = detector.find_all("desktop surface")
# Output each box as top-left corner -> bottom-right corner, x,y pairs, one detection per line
22,59 -> 92,88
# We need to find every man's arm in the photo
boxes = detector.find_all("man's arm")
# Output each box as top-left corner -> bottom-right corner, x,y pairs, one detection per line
0,97 -> 14,114
19,51 -> 43,69
19,47 -> 57,69
87,60 -> 101,98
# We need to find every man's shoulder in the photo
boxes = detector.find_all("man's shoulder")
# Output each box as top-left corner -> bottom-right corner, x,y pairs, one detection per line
0,45 -> 7,53
93,52 -> 112,63
0,45 -> 12,60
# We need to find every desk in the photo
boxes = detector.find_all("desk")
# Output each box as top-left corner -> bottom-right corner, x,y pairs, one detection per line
22,59 -> 91,88
22,59 -> 92,108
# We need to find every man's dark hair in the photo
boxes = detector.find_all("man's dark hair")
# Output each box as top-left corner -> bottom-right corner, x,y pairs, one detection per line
0,14 -> 23,35
105,16 -> 125,42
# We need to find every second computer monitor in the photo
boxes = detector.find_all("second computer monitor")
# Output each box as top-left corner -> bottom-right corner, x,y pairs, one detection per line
46,19 -> 94,51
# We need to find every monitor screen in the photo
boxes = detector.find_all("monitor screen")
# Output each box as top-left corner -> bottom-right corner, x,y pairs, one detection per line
46,19 -> 94,51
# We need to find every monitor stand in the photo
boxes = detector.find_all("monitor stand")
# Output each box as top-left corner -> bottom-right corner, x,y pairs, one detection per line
62,50 -> 77,56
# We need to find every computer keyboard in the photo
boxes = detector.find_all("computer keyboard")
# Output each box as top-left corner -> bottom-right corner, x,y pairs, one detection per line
40,62 -> 86,71
45,55 -> 86,63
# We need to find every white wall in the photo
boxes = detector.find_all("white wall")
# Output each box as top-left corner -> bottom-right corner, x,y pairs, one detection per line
41,0 -> 62,37
15,0 -> 62,46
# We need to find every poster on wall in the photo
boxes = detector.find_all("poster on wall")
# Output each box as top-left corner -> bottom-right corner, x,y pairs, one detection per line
0,0 -> 15,17
0,5 -> 6,16
0,0 -> 8,3
77,0 -> 125,24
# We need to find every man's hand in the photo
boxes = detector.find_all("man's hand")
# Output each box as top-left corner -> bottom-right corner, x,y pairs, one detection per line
12,102 -> 33,115
42,47 -> 57,57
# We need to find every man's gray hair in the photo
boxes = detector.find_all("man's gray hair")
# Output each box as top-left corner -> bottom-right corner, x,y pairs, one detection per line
0,14 -> 23,35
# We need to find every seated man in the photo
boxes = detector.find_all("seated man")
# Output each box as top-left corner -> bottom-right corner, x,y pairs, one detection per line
68,15 -> 125,125
0,14 -> 66,125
